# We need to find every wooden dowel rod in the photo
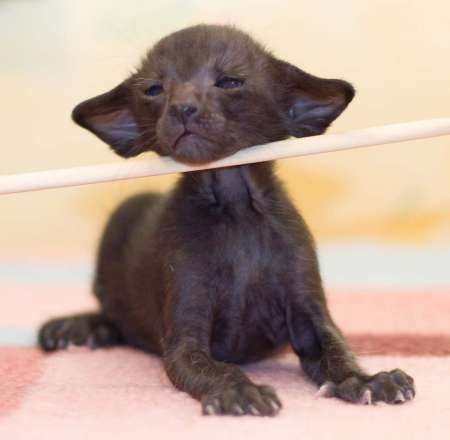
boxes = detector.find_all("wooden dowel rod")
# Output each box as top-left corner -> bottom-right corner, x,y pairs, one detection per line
1,118 -> 450,195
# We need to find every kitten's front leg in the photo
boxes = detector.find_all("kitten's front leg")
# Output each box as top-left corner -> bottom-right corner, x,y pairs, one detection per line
286,277 -> 415,404
163,336 -> 281,416
162,290 -> 281,416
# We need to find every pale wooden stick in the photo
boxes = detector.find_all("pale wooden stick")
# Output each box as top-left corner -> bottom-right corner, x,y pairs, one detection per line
1,118 -> 450,195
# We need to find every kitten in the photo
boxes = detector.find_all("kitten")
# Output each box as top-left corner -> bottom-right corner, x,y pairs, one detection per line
39,25 -> 415,416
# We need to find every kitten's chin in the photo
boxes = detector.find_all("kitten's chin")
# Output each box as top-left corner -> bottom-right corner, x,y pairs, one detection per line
168,134 -> 237,165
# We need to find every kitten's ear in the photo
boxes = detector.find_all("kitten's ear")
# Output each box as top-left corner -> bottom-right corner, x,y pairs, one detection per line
272,59 -> 355,137
72,81 -> 143,158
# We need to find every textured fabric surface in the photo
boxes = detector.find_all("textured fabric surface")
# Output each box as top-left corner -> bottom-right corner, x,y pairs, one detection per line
1,348 -> 449,440
1,253 -> 449,438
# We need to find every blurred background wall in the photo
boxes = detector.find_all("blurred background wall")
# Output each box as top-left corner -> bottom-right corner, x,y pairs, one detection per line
1,0 -> 449,256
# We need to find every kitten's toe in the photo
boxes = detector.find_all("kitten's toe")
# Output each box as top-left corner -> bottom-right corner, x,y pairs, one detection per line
202,397 -> 222,415
38,318 -> 73,352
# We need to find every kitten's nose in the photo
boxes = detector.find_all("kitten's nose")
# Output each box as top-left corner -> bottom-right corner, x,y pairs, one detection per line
170,103 -> 198,123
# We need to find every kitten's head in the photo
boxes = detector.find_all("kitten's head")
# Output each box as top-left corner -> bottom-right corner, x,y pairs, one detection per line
73,25 -> 354,164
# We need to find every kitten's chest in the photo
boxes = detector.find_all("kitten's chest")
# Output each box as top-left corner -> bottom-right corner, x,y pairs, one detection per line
207,215 -> 291,361
182,167 -> 297,284
209,211 -> 298,357
202,208 -> 295,297
173,164 -> 301,292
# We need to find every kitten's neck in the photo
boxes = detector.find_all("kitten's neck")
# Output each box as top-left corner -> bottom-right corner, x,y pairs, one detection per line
179,162 -> 278,210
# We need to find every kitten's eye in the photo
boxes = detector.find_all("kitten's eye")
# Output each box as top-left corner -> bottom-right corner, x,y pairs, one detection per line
144,84 -> 163,97
215,77 -> 244,89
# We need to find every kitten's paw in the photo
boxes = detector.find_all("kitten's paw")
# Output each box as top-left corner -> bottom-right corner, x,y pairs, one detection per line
202,383 -> 282,416
38,314 -> 122,352
318,369 -> 415,405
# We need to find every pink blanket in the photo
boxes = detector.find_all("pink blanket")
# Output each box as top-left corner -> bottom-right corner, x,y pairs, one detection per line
1,253 -> 450,438
1,348 -> 449,439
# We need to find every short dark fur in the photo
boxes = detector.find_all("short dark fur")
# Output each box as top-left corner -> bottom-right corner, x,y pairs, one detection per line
39,25 -> 415,416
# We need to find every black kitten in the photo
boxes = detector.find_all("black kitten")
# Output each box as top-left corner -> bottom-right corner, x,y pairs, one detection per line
38,25 -> 415,416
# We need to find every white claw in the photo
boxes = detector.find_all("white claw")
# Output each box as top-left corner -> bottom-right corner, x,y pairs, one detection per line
317,382 -> 335,398
270,400 -> 281,412
204,404 -> 215,415
232,404 -> 244,415
360,389 -> 372,405
249,405 -> 260,416
394,391 -> 406,403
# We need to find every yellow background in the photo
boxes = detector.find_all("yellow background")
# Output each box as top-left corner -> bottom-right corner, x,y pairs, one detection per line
1,0 -> 449,253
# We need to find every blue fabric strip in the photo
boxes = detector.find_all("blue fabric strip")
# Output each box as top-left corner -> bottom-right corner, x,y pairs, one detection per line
1,243 -> 450,289
0,327 -> 36,346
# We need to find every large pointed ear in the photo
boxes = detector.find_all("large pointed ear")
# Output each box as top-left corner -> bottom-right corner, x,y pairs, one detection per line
72,81 -> 142,158
272,59 -> 355,138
